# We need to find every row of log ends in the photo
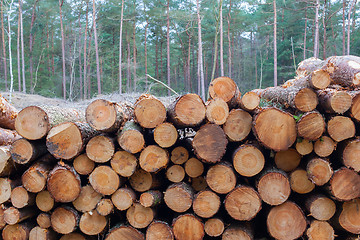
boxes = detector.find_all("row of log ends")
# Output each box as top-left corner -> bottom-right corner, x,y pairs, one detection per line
0,55 -> 359,239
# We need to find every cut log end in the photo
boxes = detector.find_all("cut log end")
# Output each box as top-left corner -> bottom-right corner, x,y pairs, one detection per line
11,186 -> 34,208
311,69 -> 331,89
129,169 -> 153,193
72,185 -> 102,213
330,168 -> 360,201
168,94 -> 206,127
154,122 -> 178,148
139,190 -> 162,208
126,203 -> 154,229
253,108 -> 297,151
10,139 -> 35,164
86,135 -> 114,163
307,158 -> 333,186
134,95 -> 167,129
257,170 -> 291,206
37,212 -> 52,229
209,77 -> 241,106
112,188 -> 136,211
166,165 -> 185,183
205,98 -> 229,125
46,122 -> 84,160
47,164 -> 81,203
233,144 -> 265,177
146,221 -> 174,240
193,190 -> 220,218
206,163 -> 236,194
290,169 -> 315,194
170,146 -> 189,165
222,226 -> 253,240
267,201 -> 307,240
89,166 -> 120,195
297,111 -> 325,141
275,148 -> 301,172
111,151 -> 138,177
225,186 -> 262,221
140,145 -> 169,173
241,91 -> 260,111
73,154 -> 95,175
294,88 -> 318,112
342,138 -> 360,172
105,225 -> 144,240
15,106 -> 49,140
79,211 -> 107,235
307,195 -> 336,221
85,99 -> 124,132
0,178 -> 11,204
51,206 -> 79,234
36,191 -> 54,212
118,129 -> 145,154
339,199 -> 360,234
295,139 -> 313,155
164,183 -> 193,213
192,124 -> 227,163
172,214 -> 204,240
96,198 -> 114,216
327,116 -> 355,142
184,158 -> 204,178
306,220 -> 335,240
223,109 -> 252,142
314,136 -> 336,158
204,218 -> 224,237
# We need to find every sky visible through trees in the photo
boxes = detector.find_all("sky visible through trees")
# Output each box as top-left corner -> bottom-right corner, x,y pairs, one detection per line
0,0 -> 359,100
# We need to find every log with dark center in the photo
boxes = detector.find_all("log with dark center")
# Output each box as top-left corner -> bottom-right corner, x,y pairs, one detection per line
192,123 -> 227,163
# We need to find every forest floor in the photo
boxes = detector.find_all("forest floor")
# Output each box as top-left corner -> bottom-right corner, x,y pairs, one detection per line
1,91 -> 177,110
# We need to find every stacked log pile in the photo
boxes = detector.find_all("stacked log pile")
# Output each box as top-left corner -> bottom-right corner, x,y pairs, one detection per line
0,55 -> 359,240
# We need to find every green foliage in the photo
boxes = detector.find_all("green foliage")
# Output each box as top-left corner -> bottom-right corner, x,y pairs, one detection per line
0,0 -> 359,99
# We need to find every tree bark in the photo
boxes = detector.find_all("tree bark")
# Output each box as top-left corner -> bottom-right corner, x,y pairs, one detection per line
119,0 -> 124,93
83,0 -> 89,99
347,0 -> 357,54
273,0 -> 277,86
166,0 -> 171,95
59,0 -> 66,99
196,0 -> 205,100
314,0 -> 320,58
1,0 -> 7,91
92,0 -> 101,95
29,0 -> 39,94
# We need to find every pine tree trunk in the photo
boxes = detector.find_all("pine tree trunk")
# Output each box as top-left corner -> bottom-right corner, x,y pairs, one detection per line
20,0 -> 25,92
219,0 -> 224,76
166,0 -> 171,96
16,11 -> 20,92
92,0 -> 101,95
83,0 -> 89,99
1,0 -> 8,91
273,0 -> 277,86
118,0 -> 124,93
343,0 -> 346,55
314,0 -> 320,58
29,0 -> 38,94
197,0 -> 205,100
59,0 -> 66,100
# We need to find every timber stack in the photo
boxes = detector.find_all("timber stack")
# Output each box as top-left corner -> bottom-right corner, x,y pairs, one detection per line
0,55 -> 359,240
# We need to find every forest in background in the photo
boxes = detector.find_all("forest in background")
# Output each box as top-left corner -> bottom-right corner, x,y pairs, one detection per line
0,0 -> 359,101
